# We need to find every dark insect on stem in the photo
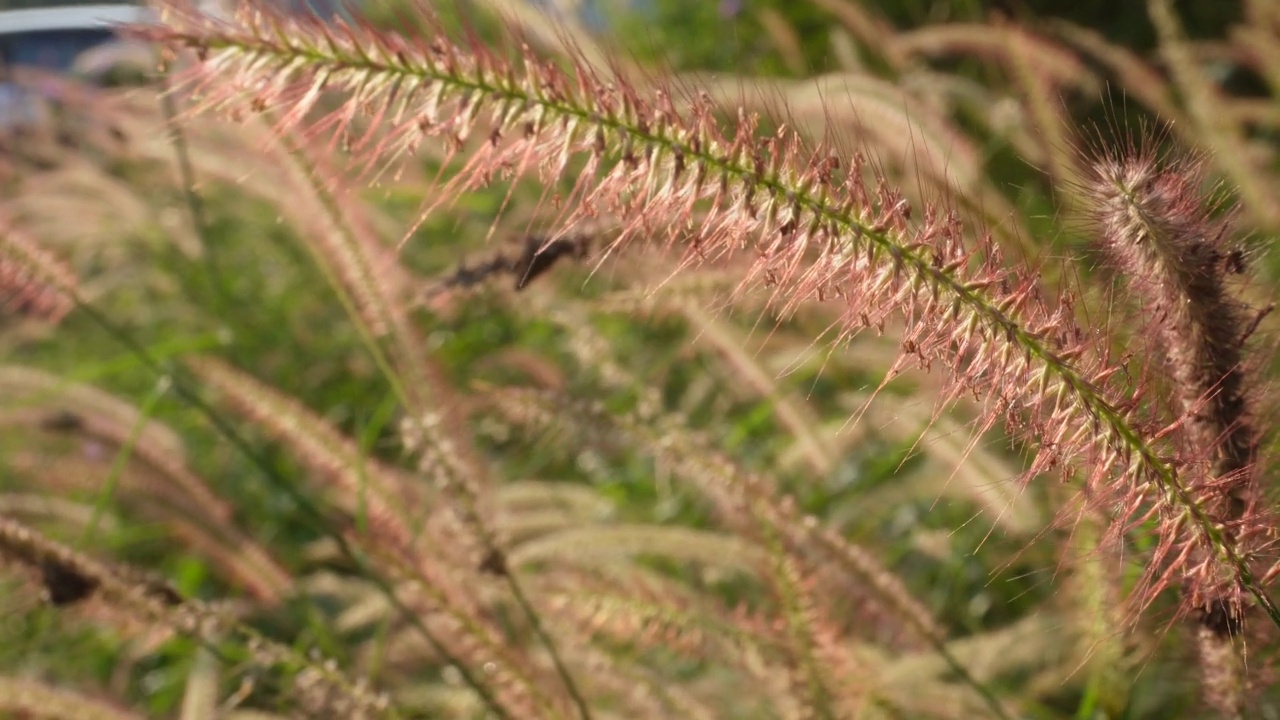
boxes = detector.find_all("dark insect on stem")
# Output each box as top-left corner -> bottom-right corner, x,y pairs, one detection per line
39,411 -> 84,433
512,234 -> 591,290
40,560 -> 98,606
1199,597 -> 1244,637
478,548 -> 508,576
1240,304 -> 1274,345
1225,248 -> 1247,275
423,233 -> 594,301
140,578 -> 184,606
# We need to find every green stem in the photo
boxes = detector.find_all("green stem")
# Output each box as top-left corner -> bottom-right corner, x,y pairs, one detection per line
79,376 -> 170,548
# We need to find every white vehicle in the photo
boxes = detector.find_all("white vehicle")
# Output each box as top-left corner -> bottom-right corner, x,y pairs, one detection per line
0,3 -> 151,129
0,4 -> 149,72
0,2 -> 347,129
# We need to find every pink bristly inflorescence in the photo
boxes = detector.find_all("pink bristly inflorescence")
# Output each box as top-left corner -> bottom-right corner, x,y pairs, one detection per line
138,0 -> 1279,630
1087,138 -> 1275,712
0,216 -> 77,324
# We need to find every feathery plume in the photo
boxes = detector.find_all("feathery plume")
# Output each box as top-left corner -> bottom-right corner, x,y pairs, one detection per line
1085,132 -> 1270,716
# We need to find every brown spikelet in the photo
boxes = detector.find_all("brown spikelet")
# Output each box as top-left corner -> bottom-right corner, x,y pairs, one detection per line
0,215 -> 77,323
424,232 -> 595,303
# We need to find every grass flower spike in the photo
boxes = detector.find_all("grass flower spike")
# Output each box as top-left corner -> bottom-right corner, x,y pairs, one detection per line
137,2 -> 1280,632
1086,136 -> 1272,716
0,215 -> 77,323
3,0 -> 1280,716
